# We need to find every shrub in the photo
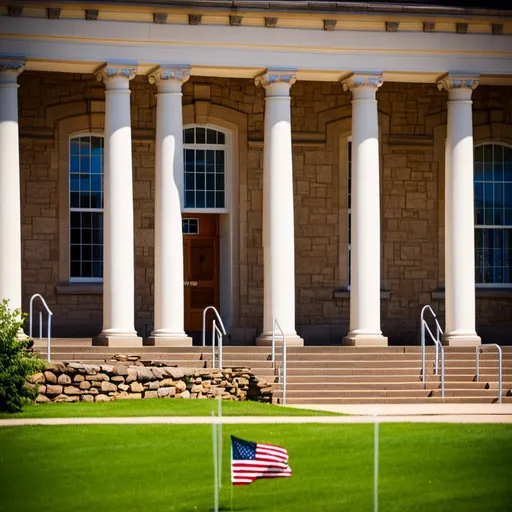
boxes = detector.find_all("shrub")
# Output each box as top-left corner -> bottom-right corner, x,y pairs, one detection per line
0,300 -> 45,412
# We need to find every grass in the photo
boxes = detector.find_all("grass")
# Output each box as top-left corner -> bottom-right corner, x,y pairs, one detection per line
0,423 -> 510,512
0,400 -> 338,419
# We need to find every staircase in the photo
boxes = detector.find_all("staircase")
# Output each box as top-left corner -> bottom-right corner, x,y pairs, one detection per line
33,340 -> 512,404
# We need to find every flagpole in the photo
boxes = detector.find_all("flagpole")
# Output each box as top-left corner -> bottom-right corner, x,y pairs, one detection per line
230,441 -> 234,512
212,411 -> 219,512
374,412 -> 379,512
218,392 -> 222,489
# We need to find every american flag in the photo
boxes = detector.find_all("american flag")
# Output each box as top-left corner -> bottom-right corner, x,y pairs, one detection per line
231,436 -> 292,485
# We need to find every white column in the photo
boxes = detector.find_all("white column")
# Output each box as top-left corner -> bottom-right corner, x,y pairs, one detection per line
0,59 -> 24,321
255,70 -> 303,346
94,64 -> 141,347
438,74 -> 481,346
342,74 -> 387,346
148,67 -> 192,346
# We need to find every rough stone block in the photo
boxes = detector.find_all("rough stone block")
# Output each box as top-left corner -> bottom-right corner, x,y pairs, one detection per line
101,381 -> 118,392
46,384 -> 63,395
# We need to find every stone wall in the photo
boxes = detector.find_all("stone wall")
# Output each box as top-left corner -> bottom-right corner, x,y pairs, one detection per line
17,71 -> 512,344
29,358 -> 272,403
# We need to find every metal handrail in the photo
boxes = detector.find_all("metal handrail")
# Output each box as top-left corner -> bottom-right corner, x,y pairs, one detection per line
272,318 -> 287,405
202,306 -> 226,346
420,305 -> 445,398
211,319 -> 224,370
202,306 -> 226,370
476,344 -> 502,404
29,293 -> 53,362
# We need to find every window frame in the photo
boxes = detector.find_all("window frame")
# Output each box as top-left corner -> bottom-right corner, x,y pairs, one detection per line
182,123 -> 230,214
68,132 -> 104,284
474,142 -> 512,289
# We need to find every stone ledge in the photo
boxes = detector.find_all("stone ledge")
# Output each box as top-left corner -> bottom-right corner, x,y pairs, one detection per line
432,288 -> 512,300
334,290 -> 391,300
56,283 -> 103,295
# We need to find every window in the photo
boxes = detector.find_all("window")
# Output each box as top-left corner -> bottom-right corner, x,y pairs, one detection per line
69,135 -> 104,281
474,144 -> 512,286
183,126 -> 226,209
182,218 -> 199,234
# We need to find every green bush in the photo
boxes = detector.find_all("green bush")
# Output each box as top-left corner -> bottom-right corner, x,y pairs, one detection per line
0,300 -> 45,412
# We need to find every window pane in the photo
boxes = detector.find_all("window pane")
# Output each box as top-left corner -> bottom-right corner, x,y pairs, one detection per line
185,191 -> 195,208
196,190 -> 205,208
474,163 -> 484,182
474,145 -> 483,163
216,174 -> 224,191
70,261 -> 80,278
70,155 -> 79,173
483,145 -> 493,162
196,127 -> 206,144
218,132 -> 225,144
184,128 -> 195,144
70,140 -> 80,155
207,129 -> 217,144
505,184 -> 512,209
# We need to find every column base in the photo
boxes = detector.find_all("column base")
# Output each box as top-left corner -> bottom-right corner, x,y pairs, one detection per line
145,335 -> 192,347
442,333 -> 481,347
93,334 -> 143,347
342,333 -> 388,346
255,333 -> 304,347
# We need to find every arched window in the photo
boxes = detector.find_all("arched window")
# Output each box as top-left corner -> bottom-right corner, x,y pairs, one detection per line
474,144 -> 512,286
183,126 -> 226,209
69,134 -> 104,281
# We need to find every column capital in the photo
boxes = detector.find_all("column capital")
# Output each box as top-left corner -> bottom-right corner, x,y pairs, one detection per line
342,73 -> 383,93
95,63 -> 137,90
148,66 -> 190,92
437,73 -> 479,92
0,59 -> 26,85
255,69 -> 297,88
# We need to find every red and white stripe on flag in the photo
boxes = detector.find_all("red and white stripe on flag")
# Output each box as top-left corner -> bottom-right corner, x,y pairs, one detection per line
231,437 -> 292,486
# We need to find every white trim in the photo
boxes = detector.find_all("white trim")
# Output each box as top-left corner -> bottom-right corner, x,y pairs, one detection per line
69,277 -> 103,284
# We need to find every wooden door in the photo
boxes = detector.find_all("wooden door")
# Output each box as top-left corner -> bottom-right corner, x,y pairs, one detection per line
183,214 -> 219,332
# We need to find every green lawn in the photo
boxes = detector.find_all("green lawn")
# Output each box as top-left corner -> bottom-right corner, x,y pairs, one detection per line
0,400 -> 336,419
0,423 -> 510,512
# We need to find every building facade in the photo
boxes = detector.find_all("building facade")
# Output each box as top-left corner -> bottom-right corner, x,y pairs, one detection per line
0,1 -> 511,346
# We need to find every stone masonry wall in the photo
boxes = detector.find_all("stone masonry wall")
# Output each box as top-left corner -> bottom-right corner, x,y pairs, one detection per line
30,358 -> 272,403
17,71 -> 512,344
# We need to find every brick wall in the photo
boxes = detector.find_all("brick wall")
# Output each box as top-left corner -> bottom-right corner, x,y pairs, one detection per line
17,72 -> 512,343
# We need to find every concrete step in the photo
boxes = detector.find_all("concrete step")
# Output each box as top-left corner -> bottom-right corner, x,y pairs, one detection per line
284,375 -> 474,384
33,345 -> 207,354
274,389 -> 433,398
283,353 -> 509,362
279,396 -> 512,404
283,382 -> 491,391
430,389 -> 509,398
